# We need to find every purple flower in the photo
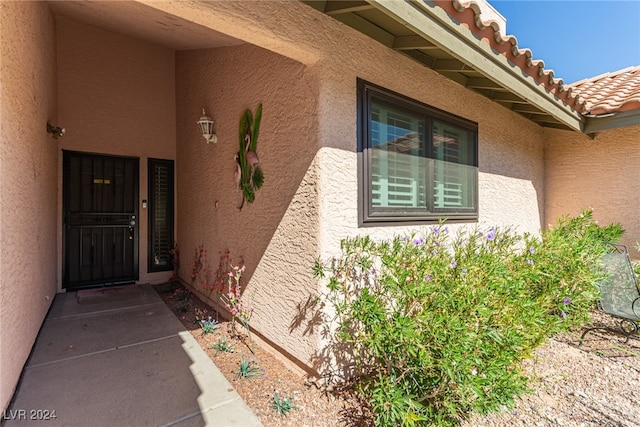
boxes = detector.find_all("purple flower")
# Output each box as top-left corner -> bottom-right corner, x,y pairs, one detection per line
425,275 -> 432,282
432,249 -> 438,256
371,268 -> 376,276
563,297 -> 571,305
486,228 -> 496,241
560,311 -> 567,319
433,227 -> 440,235
526,258 -> 534,266
450,261 -> 457,268
462,268 -> 468,274
529,247 -> 536,254
414,237 -> 425,245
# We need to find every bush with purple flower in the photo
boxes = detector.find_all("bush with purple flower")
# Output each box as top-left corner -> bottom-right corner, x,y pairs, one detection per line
314,210 -> 623,427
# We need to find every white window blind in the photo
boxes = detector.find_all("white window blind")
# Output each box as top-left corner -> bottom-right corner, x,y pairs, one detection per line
371,105 -> 426,208
432,120 -> 474,208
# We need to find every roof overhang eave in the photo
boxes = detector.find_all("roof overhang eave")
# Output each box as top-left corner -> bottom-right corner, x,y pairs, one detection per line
583,109 -> 640,134
365,0 -> 584,132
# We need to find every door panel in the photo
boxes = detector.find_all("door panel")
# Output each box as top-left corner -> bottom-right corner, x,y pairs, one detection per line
63,151 -> 139,289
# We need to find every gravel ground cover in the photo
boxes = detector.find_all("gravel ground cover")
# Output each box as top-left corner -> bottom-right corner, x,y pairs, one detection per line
154,282 -> 640,427
464,310 -> 640,427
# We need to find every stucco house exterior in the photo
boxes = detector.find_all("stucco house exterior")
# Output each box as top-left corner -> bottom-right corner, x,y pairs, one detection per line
1,0 -> 639,412
546,66 -> 640,236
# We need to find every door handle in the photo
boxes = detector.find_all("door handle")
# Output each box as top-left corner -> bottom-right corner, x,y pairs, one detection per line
129,215 -> 136,240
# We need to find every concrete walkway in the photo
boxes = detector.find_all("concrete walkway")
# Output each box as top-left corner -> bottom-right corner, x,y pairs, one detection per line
3,284 -> 263,427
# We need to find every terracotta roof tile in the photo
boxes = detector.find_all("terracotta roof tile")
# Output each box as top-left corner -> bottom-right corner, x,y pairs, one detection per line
568,66 -> 640,115
448,0 -> 587,113
446,1 -> 640,117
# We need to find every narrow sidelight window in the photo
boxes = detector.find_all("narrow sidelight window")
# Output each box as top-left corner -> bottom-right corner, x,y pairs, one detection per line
358,79 -> 478,224
148,158 -> 174,272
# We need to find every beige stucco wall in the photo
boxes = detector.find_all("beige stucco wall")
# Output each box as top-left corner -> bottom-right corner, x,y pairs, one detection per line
170,1 -> 547,371
545,125 -> 640,250
314,34 -> 545,256
175,43 -> 321,368
55,16 -> 176,286
0,1 -> 59,411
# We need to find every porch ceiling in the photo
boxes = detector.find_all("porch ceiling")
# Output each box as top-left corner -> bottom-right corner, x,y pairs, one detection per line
301,0 -> 586,132
47,0 -> 245,50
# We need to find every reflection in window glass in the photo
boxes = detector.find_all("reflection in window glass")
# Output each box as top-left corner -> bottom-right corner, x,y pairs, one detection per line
371,99 -> 427,208
359,80 -> 478,222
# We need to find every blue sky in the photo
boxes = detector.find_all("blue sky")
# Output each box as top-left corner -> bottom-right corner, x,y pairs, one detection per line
490,0 -> 640,83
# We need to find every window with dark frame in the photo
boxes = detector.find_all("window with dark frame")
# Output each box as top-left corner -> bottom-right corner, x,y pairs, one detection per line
358,79 -> 478,224
148,158 -> 174,272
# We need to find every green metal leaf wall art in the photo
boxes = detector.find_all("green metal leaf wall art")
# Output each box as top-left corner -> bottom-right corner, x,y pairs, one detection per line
235,104 -> 263,209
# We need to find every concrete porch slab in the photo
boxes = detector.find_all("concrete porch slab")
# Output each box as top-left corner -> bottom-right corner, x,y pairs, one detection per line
3,284 -> 262,427
27,301 -> 184,366
46,284 -> 163,318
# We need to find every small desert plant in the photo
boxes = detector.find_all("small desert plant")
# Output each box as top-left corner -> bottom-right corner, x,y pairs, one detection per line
199,249 -> 254,344
193,308 -> 209,323
235,358 -> 263,380
222,265 -> 253,335
174,289 -> 189,302
211,338 -> 234,353
191,244 -> 212,297
199,317 -> 219,335
176,303 -> 189,314
271,391 -> 298,416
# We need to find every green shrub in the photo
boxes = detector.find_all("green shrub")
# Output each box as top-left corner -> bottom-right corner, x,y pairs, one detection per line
211,338 -> 234,353
235,358 -> 263,380
271,391 -> 298,416
314,210 -> 622,426
199,317 -> 219,335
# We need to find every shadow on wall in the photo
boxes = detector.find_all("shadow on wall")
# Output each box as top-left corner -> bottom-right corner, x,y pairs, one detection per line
290,292 -> 357,383
176,43 -> 323,363
176,42 -> 320,267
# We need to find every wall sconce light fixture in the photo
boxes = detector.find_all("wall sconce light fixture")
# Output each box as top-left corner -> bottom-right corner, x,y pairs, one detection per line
197,109 -> 217,144
47,123 -> 65,139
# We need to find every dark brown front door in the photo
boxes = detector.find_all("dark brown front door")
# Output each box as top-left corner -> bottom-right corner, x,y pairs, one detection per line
63,151 -> 139,290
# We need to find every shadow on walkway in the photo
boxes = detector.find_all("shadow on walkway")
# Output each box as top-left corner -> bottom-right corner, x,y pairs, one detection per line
3,284 -> 262,427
